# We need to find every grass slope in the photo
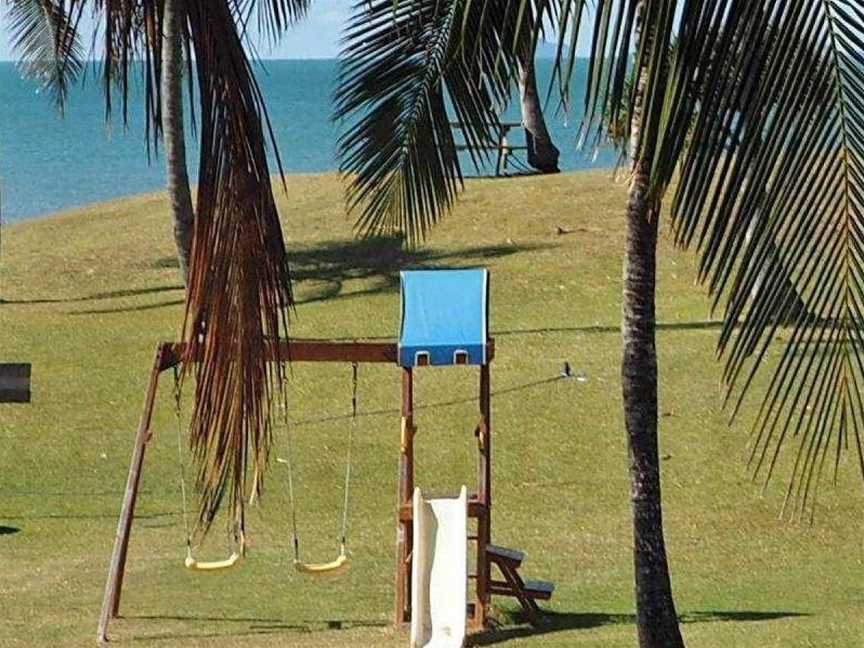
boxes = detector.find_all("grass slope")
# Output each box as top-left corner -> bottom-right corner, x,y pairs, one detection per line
1,171 -> 862,647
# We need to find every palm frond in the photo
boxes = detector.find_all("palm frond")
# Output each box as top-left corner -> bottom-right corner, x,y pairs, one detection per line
668,0 -> 864,519
99,0 -> 163,149
335,0 -> 537,242
180,0 -> 293,535
8,0 -> 87,112
256,0 -> 311,44
229,0 -> 311,46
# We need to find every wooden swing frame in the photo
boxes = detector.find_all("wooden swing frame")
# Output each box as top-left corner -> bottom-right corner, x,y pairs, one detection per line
97,335 -> 547,644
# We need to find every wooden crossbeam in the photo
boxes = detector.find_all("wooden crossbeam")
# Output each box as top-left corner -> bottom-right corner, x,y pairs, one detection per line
158,339 -> 398,371
157,338 -> 494,372
398,496 -> 487,521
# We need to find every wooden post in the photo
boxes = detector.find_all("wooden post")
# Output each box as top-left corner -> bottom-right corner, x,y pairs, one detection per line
475,363 -> 492,628
395,367 -> 415,626
97,345 -> 166,643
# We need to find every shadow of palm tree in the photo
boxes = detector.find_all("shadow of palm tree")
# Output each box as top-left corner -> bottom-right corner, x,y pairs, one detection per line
126,614 -> 387,642
64,236 -> 543,316
286,235 -> 547,305
1,285 -> 183,306
70,299 -> 184,316
467,609 -> 809,646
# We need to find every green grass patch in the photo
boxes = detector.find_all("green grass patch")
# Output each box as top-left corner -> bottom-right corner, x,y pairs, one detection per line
1,171 -> 862,647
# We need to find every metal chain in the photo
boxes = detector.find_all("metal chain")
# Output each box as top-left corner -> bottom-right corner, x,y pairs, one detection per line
172,366 -> 193,555
280,386 -> 302,562
175,366 -> 245,557
282,363 -> 357,561
339,363 -> 358,553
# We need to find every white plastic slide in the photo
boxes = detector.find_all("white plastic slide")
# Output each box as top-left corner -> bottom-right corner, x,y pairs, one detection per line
410,486 -> 468,648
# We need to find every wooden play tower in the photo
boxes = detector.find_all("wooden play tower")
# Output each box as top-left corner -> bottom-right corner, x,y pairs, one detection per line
98,269 -> 552,642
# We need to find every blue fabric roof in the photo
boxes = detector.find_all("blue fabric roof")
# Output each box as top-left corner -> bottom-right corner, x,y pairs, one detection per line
398,269 -> 489,367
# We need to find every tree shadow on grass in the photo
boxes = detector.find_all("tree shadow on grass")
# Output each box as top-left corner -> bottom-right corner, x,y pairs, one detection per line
467,609 -> 810,646
83,235 -> 547,316
125,614 -> 387,642
70,298 -> 184,316
0,526 -> 20,536
1,285 -> 183,306
287,235 -> 547,306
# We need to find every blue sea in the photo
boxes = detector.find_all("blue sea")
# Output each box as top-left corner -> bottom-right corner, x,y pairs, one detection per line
0,59 -> 617,222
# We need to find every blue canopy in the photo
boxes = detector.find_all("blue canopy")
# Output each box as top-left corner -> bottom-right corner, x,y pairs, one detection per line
398,269 -> 489,367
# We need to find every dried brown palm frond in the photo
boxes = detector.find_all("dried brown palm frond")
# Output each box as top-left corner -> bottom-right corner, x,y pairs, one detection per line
8,0 -> 304,535
179,0 -> 293,534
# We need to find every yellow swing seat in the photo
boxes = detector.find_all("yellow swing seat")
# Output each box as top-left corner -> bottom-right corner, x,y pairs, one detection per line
293,548 -> 351,576
184,550 -> 243,572
183,532 -> 245,572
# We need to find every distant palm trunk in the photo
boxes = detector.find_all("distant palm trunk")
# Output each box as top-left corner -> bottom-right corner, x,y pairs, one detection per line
161,0 -> 195,285
622,4 -> 685,647
518,54 -> 559,173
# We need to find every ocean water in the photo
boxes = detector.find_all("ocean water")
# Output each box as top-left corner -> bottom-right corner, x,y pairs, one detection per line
0,59 -> 617,223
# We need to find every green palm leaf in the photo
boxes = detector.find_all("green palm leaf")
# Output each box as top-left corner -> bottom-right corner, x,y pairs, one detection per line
335,0 -> 864,516
335,0 -> 538,242
668,0 -> 864,518
7,0 -> 86,112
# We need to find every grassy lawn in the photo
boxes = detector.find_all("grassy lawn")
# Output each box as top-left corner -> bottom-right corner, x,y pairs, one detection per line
1,170 -> 862,647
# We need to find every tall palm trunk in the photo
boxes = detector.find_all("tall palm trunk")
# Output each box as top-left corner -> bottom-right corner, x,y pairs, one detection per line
161,0 -> 195,285
623,163 -> 685,648
518,53 -> 559,173
622,4 -> 684,647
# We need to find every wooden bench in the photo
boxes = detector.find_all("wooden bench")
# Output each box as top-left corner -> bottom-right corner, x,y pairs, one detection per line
450,122 -> 528,176
485,544 -> 555,624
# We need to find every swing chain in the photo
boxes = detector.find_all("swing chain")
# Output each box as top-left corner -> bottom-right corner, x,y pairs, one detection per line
339,362 -> 358,551
280,384 -> 302,562
174,366 -> 244,559
172,366 -> 193,554
283,362 -> 358,563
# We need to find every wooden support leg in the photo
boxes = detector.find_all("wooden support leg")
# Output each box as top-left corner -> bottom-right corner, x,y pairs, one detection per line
395,367 -> 414,627
97,346 -> 166,643
474,364 -> 492,628
496,562 -> 541,625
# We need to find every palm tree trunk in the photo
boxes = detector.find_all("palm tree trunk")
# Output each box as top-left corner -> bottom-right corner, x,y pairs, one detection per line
518,53 -> 559,173
622,161 -> 685,648
622,3 -> 685,647
161,0 -> 195,285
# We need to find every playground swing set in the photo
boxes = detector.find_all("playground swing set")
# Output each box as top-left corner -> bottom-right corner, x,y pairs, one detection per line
97,269 -> 554,646
172,361 -> 358,576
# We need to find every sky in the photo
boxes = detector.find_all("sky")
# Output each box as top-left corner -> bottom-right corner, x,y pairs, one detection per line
0,2 -> 593,62
0,1 -> 354,61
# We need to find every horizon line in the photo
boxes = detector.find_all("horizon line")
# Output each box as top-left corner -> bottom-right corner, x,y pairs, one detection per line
0,53 -> 571,64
